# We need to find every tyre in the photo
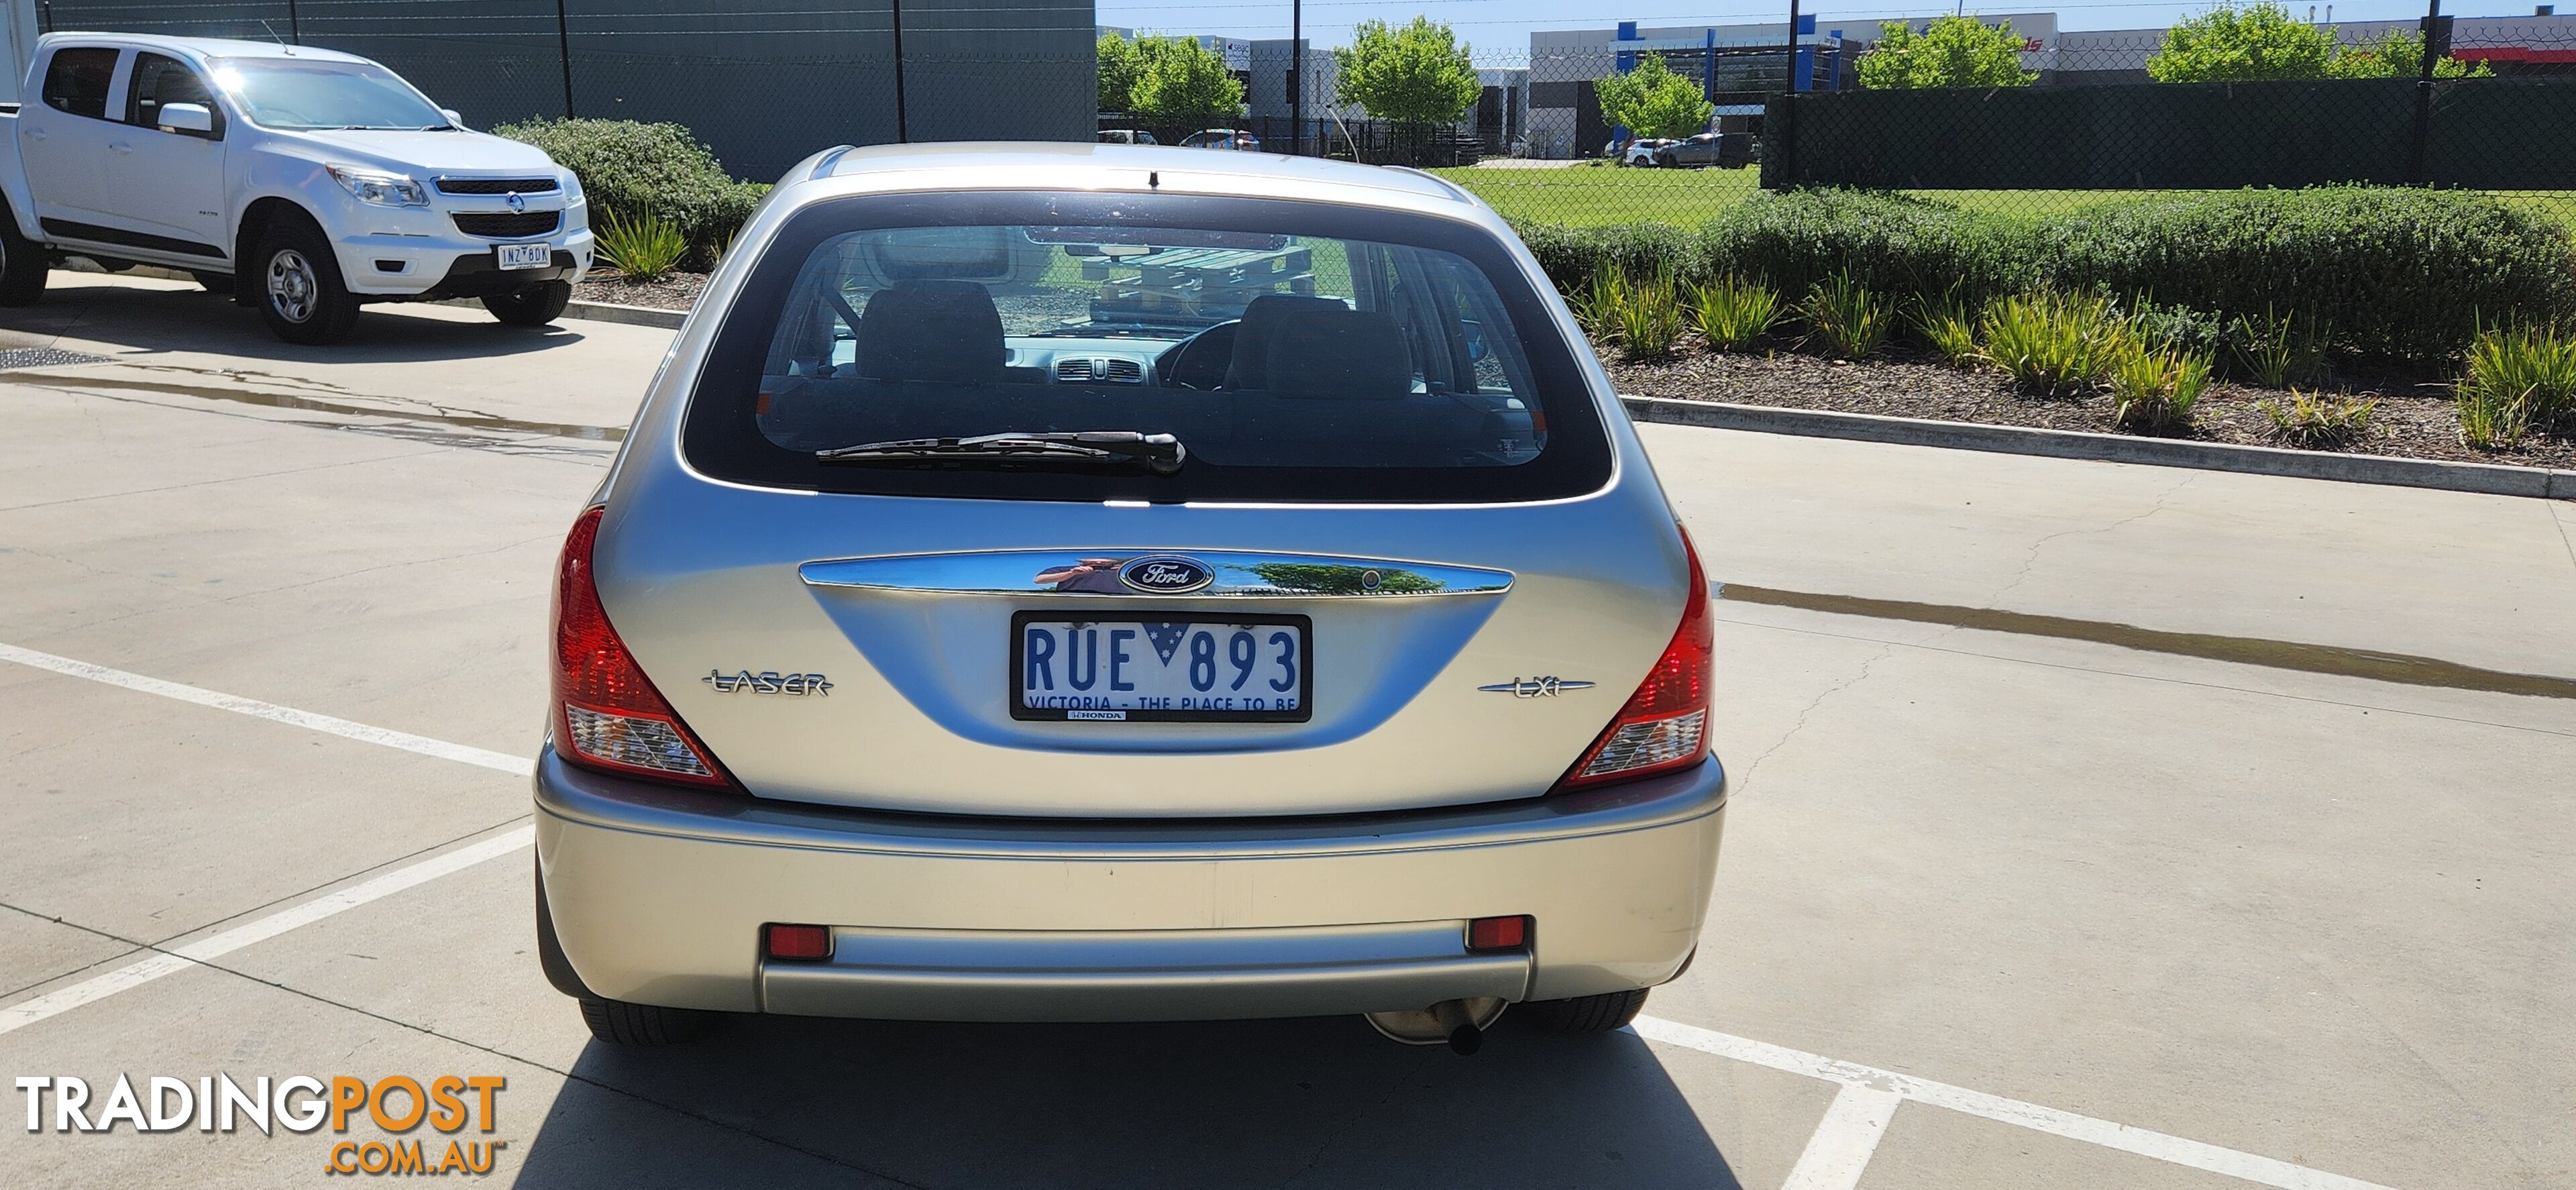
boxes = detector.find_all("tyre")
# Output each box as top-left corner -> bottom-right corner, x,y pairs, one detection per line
1517,988 -> 1650,1034
252,216 -> 361,344
578,996 -> 714,1046
0,196 -> 48,306
481,280 -> 572,327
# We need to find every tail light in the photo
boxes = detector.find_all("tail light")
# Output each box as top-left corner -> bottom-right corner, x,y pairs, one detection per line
1558,525 -> 1713,789
551,507 -> 731,787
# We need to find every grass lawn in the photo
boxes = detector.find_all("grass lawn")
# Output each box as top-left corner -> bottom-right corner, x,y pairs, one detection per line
1428,163 -> 2576,231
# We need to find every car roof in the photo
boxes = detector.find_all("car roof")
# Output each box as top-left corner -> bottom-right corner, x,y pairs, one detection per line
809,142 -> 1474,211
40,31 -> 373,64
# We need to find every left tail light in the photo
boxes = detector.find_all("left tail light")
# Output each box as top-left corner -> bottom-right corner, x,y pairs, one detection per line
1558,525 -> 1713,789
551,506 -> 731,787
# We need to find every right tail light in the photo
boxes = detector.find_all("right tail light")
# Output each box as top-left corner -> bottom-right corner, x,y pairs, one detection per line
1558,525 -> 1713,789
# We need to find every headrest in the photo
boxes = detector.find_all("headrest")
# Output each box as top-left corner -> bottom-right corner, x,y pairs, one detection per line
855,279 -> 1006,384
1223,294 -> 1349,390
1263,308 -> 1413,399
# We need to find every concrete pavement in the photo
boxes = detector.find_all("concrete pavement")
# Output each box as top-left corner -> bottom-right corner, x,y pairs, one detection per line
1,279 -> 2570,1189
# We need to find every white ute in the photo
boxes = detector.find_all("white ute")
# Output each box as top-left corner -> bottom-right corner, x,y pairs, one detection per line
0,33 -> 593,343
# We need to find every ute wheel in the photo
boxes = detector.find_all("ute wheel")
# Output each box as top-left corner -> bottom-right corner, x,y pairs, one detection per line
252,215 -> 361,344
578,996 -> 714,1046
1517,988 -> 1651,1034
482,280 -> 572,327
0,196 -> 48,306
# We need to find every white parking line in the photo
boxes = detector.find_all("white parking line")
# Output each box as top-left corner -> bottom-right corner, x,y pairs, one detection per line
1778,1082 -> 1903,1190
0,642 -> 533,775
0,826 -> 534,1038
3,643 -> 2404,1190
1633,1016 -> 2398,1190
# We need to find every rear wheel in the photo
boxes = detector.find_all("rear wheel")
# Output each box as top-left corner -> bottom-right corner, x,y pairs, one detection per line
253,217 -> 361,344
0,198 -> 48,306
482,280 -> 572,327
1517,988 -> 1650,1034
578,997 -> 714,1046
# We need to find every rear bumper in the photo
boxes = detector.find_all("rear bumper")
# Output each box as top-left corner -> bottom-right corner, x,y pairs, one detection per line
533,750 -> 1727,1021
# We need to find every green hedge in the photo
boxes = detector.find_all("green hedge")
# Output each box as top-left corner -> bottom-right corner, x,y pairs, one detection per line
491,118 -> 767,256
1513,186 -> 2576,364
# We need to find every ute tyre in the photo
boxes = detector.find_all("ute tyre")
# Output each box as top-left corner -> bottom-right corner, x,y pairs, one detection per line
1517,988 -> 1651,1035
0,199 -> 48,306
578,996 -> 714,1046
252,217 -> 361,344
482,280 -> 572,327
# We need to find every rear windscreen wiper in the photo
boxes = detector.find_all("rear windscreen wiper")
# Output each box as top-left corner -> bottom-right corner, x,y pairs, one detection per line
816,431 -> 1186,475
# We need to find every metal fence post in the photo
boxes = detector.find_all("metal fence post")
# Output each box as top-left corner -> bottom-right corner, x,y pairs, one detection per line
554,0 -> 575,118
1772,0 -> 1803,188
2410,0 -> 2449,185
284,0 -> 300,43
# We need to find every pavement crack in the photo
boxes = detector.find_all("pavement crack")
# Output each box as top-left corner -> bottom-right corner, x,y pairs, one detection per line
1735,640 -> 1902,794
2550,500 -> 2576,583
1991,472 -> 2198,605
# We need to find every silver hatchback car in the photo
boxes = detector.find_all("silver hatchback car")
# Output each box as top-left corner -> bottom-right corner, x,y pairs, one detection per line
535,144 -> 1726,1053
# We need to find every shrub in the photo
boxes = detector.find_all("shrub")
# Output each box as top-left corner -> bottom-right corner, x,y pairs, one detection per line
2032,187 -> 2576,364
1707,189 -> 2031,307
2108,341 -> 2213,435
1514,221 -> 1701,294
2229,305 -> 2330,388
2123,294 -> 2226,358
1688,274 -> 1780,353
1910,285 -> 1980,367
594,211 -> 688,282
2456,324 -> 2576,447
1617,270 -> 1688,359
1570,264 -> 1629,341
2259,388 -> 2377,449
1980,290 -> 2127,395
492,118 -> 769,258
1801,272 -> 1893,359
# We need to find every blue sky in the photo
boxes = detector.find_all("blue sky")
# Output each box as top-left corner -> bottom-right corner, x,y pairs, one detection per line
1095,0 -> 2473,50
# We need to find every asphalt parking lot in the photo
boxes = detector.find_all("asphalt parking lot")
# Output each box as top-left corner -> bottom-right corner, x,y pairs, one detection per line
3,275 -> 2573,1189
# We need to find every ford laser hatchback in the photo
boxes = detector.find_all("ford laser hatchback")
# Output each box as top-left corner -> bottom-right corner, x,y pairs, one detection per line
534,144 -> 1727,1053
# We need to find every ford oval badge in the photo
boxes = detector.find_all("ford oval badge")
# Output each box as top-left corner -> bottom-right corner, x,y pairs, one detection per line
1118,555 -> 1214,594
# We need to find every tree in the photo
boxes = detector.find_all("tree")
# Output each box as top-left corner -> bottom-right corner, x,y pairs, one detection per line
1333,17 -> 1483,125
1856,16 -> 2035,89
1097,34 -> 1142,113
2327,29 -> 2493,78
1130,37 -> 1245,123
2146,2 -> 2337,82
1593,54 -> 1714,141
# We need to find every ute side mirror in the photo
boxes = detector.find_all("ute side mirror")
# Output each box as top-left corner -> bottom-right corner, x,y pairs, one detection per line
157,102 -> 215,137
440,108 -> 464,129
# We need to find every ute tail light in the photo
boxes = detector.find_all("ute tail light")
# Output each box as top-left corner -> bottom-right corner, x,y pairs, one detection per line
551,506 -> 731,788
1558,525 -> 1713,790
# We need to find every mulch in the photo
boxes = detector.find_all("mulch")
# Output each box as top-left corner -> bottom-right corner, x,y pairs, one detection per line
572,270 -> 708,312
1602,341 -> 2576,471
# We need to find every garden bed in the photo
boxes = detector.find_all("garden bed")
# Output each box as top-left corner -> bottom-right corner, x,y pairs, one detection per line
1603,344 -> 2576,470
573,270 -> 708,311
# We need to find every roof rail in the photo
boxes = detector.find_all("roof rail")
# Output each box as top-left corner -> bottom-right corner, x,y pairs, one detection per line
1379,164 -> 1478,206
806,144 -> 858,182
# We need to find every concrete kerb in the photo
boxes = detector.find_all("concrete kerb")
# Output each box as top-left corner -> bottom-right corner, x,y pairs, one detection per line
1623,394 -> 2576,502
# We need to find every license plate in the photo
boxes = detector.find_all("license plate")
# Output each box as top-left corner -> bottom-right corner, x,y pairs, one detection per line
496,242 -> 551,270
1012,614 -> 1310,722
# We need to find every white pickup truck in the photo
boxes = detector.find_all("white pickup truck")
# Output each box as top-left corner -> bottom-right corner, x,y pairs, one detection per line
0,33 -> 592,343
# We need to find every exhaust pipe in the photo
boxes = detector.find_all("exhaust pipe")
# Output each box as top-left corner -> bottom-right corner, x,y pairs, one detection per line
1362,996 -> 1507,1053
1432,998 -> 1483,1055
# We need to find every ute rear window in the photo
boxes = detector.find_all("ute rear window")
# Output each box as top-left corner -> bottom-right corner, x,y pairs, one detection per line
683,192 -> 1612,503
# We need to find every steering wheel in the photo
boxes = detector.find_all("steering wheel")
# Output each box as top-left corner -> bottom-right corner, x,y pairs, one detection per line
1159,320 -> 1240,390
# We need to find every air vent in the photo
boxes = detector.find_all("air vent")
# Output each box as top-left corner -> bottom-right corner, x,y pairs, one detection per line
1055,357 -> 1144,384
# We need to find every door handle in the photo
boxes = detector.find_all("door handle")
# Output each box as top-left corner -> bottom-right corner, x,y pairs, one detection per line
24,129 -> 46,142
108,142 -> 132,154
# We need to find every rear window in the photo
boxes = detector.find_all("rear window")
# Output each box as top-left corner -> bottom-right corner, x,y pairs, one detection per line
682,192 -> 1612,504
42,48 -> 119,119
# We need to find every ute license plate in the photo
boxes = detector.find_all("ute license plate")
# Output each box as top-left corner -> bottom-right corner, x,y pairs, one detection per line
1012,613 -> 1310,722
496,242 -> 551,270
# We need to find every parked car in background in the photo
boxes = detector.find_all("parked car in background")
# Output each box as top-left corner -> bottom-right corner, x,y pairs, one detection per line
1096,129 -> 1159,145
1177,129 -> 1261,152
1619,138 -> 1676,166
0,32 -> 591,343
534,142 -> 1728,1056
1654,133 -> 1752,170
